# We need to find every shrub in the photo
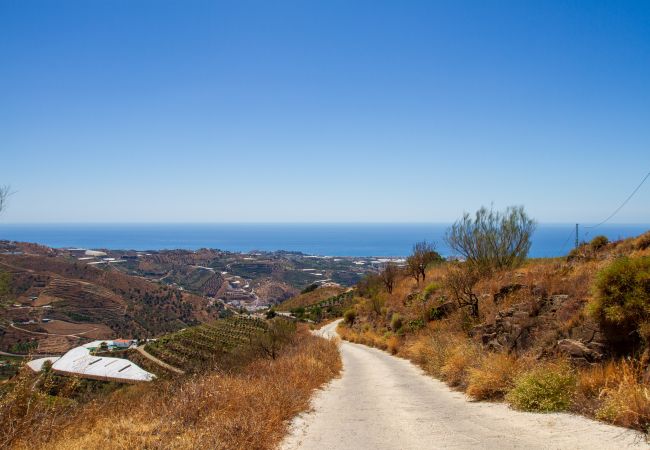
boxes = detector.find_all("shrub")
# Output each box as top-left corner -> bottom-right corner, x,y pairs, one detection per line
423,281 -> 441,297
390,313 -> 403,332
590,235 -> 609,251
467,353 -> 520,400
506,363 -> 576,412
343,309 -> 356,325
445,205 -> 536,273
588,257 -> 650,351
636,233 -> 650,251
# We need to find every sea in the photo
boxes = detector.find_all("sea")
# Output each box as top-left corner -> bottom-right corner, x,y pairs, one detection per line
0,223 -> 647,258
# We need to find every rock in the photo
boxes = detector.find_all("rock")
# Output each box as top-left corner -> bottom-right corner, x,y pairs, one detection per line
429,301 -> 457,320
493,284 -> 525,304
556,339 -> 603,364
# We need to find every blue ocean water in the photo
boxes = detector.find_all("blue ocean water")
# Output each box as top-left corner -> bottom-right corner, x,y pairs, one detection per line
0,223 -> 647,257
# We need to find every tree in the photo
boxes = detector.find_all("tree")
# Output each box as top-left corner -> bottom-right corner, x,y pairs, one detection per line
446,263 -> 481,318
344,309 -> 356,325
253,318 -> 296,360
357,272 -> 383,298
407,241 -> 443,283
0,185 -> 11,215
380,262 -> 399,294
445,205 -> 535,274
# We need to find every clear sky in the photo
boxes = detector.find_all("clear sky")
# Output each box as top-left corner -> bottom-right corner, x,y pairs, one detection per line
2,0 -> 649,223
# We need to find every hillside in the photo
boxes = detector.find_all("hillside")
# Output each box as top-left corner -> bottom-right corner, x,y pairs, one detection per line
0,252 -> 226,354
277,285 -> 346,311
1,241 -> 377,311
338,230 -> 650,433
1,317 -> 341,449
143,315 -> 267,373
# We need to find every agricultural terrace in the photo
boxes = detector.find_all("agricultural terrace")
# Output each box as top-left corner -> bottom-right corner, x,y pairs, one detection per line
144,316 -> 267,373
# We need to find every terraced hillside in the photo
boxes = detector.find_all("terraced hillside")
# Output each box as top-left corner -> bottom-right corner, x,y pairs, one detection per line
277,286 -> 345,311
144,316 -> 267,373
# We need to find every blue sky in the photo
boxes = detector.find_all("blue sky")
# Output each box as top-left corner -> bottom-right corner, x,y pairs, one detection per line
2,0 -> 649,223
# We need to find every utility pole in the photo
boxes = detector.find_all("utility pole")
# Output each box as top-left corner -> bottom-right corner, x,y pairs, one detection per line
575,223 -> 579,248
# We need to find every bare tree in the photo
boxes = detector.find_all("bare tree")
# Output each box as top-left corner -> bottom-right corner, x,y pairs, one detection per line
0,185 -> 10,215
406,240 -> 443,283
445,205 -> 535,274
446,263 -> 481,318
380,262 -> 399,294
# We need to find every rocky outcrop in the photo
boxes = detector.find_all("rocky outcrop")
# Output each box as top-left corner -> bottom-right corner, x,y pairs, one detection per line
472,307 -> 533,352
472,291 -> 608,358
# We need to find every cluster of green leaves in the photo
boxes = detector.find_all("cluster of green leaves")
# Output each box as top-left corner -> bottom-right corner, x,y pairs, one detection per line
10,341 -> 37,354
445,205 -> 536,274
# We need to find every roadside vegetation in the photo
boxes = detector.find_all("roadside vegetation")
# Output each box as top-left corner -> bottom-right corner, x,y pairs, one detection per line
0,318 -> 341,449
338,205 -> 650,433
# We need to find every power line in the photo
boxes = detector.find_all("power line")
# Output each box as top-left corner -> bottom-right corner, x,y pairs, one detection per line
559,227 -> 576,254
584,170 -> 650,230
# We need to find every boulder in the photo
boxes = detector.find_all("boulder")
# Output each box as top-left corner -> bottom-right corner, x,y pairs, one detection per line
556,339 -> 603,364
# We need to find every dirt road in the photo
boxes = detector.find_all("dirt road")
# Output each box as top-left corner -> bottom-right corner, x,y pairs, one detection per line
283,319 -> 647,450
135,345 -> 185,375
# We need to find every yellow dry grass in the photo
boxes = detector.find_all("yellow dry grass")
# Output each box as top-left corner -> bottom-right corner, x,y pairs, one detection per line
466,353 -> 522,400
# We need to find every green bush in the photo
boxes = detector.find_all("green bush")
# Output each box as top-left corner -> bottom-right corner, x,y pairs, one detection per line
588,257 -> 650,349
343,309 -> 356,325
423,281 -> 441,298
506,364 -> 576,412
390,313 -> 403,331
590,235 -> 609,251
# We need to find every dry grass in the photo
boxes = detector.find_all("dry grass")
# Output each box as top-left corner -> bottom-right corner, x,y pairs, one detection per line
576,359 -> 650,432
3,328 -> 341,450
440,341 -> 481,388
386,335 -> 401,355
466,353 -> 521,400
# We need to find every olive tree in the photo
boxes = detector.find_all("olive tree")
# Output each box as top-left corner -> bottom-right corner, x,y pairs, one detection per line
406,240 -> 443,283
445,205 -> 535,274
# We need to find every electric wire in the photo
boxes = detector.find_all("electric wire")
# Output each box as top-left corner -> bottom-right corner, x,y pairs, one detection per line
584,170 -> 650,230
